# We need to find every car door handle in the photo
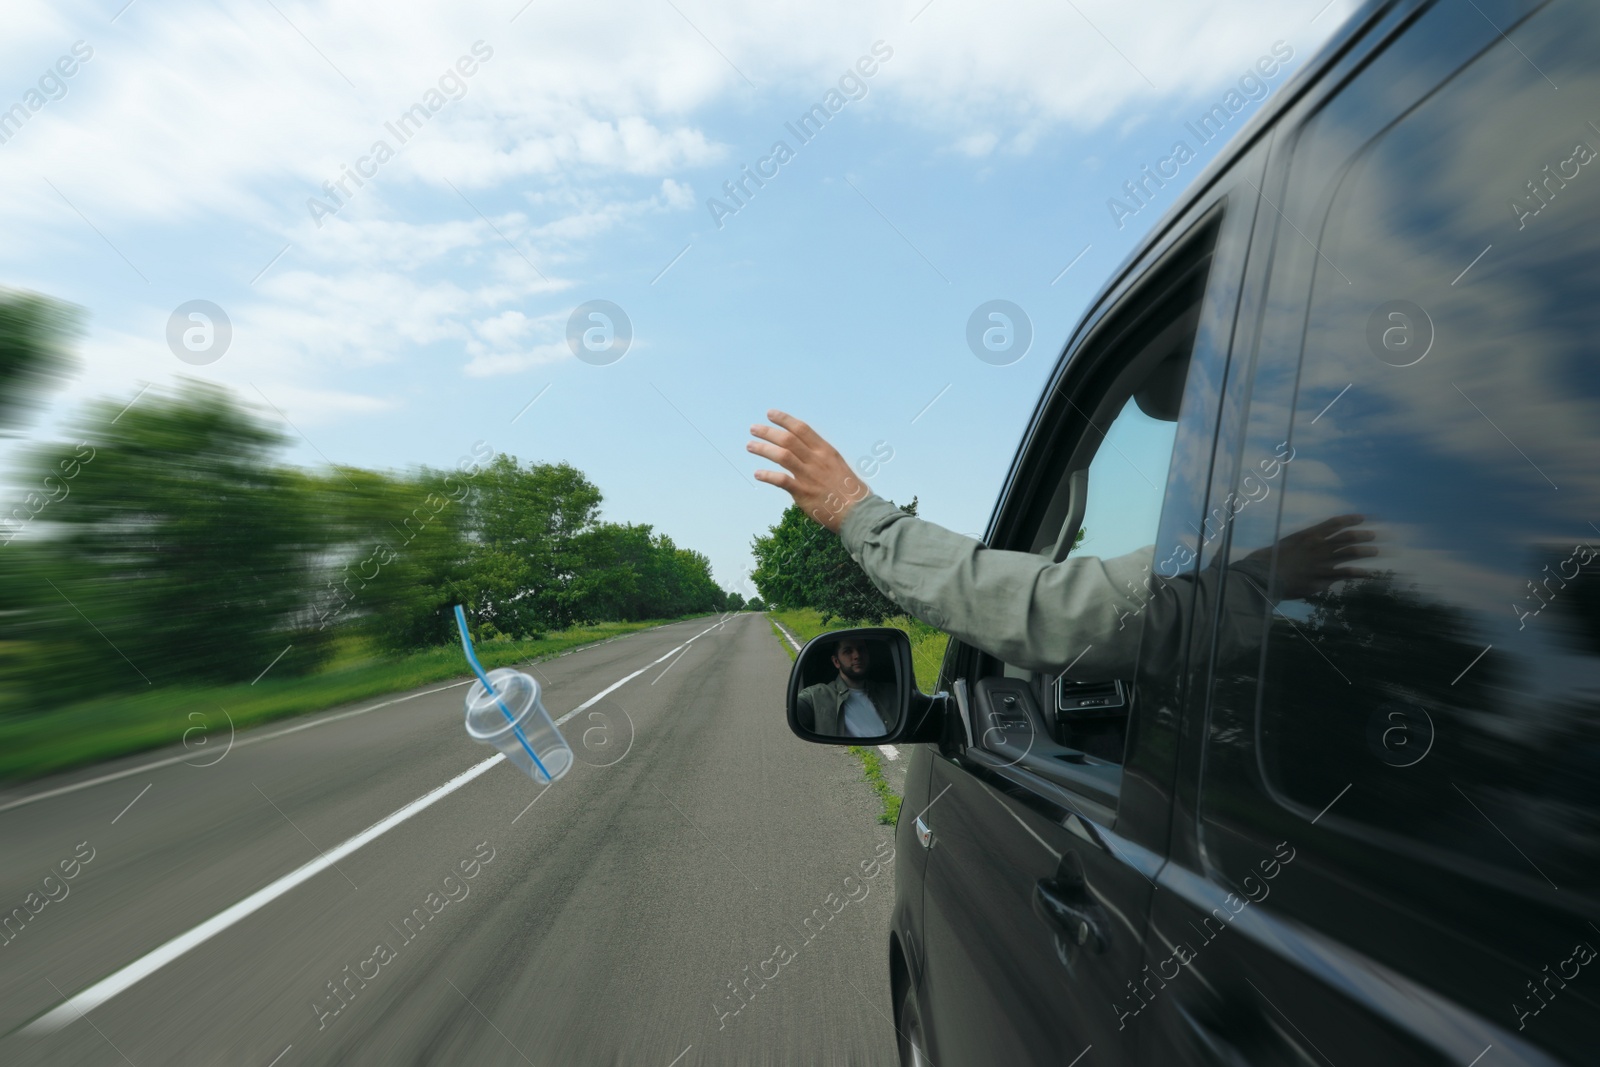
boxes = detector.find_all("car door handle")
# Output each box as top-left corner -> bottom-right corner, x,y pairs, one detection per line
1032,877 -> 1108,954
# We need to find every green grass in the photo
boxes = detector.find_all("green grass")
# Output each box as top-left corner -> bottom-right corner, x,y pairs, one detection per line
768,608 -> 949,693
0,616 -> 708,783
848,745 -> 903,825
770,618 -> 799,661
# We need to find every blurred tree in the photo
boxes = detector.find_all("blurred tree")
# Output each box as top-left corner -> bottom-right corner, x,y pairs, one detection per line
0,382 -> 732,714
0,382 -> 332,701
0,291 -> 80,436
308,466 -> 473,652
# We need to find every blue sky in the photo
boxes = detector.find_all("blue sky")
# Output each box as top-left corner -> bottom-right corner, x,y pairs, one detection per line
0,0 -> 1355,596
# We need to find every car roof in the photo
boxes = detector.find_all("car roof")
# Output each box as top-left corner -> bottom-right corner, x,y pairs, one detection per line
1060,0 -> 1403,373
989,0 -> 1410,542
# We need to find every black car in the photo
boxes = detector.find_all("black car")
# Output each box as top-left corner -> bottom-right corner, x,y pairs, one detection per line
786,1 -> 1600,1063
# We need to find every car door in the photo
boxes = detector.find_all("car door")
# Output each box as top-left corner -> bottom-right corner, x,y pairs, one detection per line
1140,1 -> 1599,1063
912,150 -> 1267,1066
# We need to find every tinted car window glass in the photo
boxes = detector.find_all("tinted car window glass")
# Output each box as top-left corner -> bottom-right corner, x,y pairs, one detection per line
1251,0 -> 1600,895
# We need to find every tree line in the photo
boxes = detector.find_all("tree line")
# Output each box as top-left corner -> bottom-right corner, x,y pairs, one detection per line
0,377 -> 737,710
747,500 -> 918,622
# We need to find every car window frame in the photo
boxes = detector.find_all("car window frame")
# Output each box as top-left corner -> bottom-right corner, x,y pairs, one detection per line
933,155 -> 1269,851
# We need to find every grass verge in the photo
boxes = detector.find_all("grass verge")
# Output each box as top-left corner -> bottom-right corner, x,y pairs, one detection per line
848,744 -> 903,825
0,615 -> 709,784
771,617 -> 799,661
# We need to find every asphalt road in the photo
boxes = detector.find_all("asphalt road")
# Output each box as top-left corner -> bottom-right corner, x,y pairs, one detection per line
0,613 -> 907,1066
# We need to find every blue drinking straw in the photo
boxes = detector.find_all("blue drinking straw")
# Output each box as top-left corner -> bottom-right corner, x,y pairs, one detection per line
454,604 -> 552,782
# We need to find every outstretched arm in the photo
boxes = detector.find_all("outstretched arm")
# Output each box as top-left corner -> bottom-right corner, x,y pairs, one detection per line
746,410 -> 1152,672
747,410 -> 1375,674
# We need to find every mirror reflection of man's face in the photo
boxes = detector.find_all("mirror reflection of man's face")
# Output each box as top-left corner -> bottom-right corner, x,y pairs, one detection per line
832,640 -> 871,686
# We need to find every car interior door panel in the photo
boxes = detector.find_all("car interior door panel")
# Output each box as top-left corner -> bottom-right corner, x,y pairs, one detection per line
968,676 -> 1120,808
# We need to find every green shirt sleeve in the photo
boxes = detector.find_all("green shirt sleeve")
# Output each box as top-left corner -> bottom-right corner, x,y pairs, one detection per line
796,686 -> 817,732
838,493 -> 1271,676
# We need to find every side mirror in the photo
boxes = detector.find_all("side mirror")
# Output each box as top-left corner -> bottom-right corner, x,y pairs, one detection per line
786,627 -> 945,745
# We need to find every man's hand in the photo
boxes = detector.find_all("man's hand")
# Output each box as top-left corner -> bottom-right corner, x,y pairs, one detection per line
747,410 -> 867,533
1247,513 -> 1378,600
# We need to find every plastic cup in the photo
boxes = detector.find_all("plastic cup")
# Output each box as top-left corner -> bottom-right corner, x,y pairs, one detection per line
463,668 -> 573,783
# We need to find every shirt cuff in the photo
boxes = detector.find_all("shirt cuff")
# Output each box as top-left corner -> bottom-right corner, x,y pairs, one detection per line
838,493 -> 903,560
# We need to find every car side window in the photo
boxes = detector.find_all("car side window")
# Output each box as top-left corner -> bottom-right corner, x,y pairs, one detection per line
964,223 -> 1224,801
1206,0 -> 1600,898
1075,398 -> 1178,564
1043,390 -> 1180,767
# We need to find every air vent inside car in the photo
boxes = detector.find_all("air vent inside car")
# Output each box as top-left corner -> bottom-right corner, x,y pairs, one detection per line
1056,677 -> 1127,718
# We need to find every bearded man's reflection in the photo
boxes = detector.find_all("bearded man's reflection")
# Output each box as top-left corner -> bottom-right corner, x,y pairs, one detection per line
797,638 -> 897,737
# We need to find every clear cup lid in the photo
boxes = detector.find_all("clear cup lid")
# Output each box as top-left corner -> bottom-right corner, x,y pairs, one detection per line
464,669 -> 539,740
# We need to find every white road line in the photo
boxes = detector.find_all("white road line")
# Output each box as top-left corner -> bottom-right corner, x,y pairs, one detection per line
773,621 -> 802,652
556,620 -> 723,724
22,618 -> 727,1034
650,646 -> 691,685
878,745 -> 900,761
0,620 -> 713,816
22,754 -> 506,1035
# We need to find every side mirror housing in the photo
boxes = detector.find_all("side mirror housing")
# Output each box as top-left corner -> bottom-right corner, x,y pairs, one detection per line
786,627 -> 946,745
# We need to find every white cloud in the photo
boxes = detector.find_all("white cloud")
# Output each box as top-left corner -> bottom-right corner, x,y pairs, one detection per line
472,309 -> 539,349
1,0 -> 1361,235
462,341 -> 569,378
252,268 -> 473,364
23,318 -> 397,439
953,131 -> 999,158
461,306 -> 571,378
0,0 -> 1362,428
659,177 -> 695,210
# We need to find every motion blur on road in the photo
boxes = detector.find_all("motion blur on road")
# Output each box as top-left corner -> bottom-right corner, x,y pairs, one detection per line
1,613 -> 903,1065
